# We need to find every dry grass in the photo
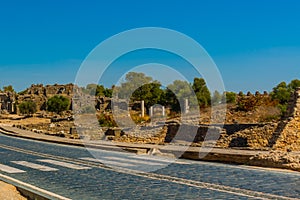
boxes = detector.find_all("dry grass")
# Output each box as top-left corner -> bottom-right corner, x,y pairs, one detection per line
0,116 -> 50,126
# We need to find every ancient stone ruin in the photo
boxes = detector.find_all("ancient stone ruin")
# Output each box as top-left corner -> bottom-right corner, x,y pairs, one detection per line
0,92 -> 16,114
273,87 -> 300,151
17,84 -> 74,113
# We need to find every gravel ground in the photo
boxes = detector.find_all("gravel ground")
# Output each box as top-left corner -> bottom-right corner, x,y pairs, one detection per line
0,181 -> 27,200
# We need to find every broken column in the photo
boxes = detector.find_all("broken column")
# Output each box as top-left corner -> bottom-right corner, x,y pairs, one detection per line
141,100 -> 145,117
184,98 -> 189,114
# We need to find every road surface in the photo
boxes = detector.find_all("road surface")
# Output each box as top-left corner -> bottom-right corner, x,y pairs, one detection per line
0,132 -> 299,200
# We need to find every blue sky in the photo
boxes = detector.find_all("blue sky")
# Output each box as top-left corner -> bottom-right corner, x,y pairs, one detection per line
0,0 -> 299,92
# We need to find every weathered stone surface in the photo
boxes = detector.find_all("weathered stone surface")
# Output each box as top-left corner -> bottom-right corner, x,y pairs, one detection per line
249,151 -> 300,171
274,88 -> 300,151
217,123 -> 278,149
0,92 -> 16,114
113,125 -> 167,144
17,84 -> 75,113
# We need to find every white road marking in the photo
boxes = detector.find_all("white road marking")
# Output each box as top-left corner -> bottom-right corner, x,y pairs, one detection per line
11,161 -> 58,172
103,156 -> 165,166
37,159 -> 91,170
0,163 -> 25,173
79,157 -> 135,167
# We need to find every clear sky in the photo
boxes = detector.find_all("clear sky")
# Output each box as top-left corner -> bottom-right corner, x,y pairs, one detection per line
0,0 -> 299,92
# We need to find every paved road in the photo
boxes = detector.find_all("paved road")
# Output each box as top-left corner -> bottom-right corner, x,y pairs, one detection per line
0,133 -> 299,200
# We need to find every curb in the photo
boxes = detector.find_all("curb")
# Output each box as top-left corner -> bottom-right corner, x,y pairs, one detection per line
0,126 -> 150,154
0,173 -> 71,200
0,125 -> 257,164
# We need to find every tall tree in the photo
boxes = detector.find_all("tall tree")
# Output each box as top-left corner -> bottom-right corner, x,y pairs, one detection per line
116,72 -> 164,109
132,82 -> 164,108
192,78 -> 211,107
117,72 -> 153,99
166,80 -> 196,112
288,79 -> 300,91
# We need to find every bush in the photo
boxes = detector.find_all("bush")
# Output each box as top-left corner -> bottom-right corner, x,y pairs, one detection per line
225,92 -> 236,104
130,113 -> 150,124
98,114 -> 117,127
47,95 -> 70,114
236,96 -> 258,111
270,80 -> 298,116
18,101 -> 37,115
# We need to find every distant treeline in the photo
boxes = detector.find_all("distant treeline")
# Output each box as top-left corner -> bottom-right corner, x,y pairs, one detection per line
80,72 -> 300,114
1,72 -> 299,116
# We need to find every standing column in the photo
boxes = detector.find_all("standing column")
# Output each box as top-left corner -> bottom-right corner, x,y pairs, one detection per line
11,102 -> 15,113
141,100 -> 145,117
184,98 -> 189,114
162,106 -> 165,116
149,106 -> 153,118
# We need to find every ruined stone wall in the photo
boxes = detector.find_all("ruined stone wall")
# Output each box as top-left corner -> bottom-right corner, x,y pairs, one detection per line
17,83 -> 111,114
26,83 -> 75,97
108,122 -> 279,148
113,126 -> 167,144
0,92 -> 16,114
273,88 -> 300,151
164,123 -> 224,143
216,123 -> 278,149
17,84 -> 76,113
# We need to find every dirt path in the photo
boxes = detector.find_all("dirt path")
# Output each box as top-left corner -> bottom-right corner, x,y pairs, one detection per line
0,181 -> 27,200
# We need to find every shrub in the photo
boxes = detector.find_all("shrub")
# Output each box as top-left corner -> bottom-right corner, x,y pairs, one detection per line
225,92 -> 237,104
98,114 -> 117,127
18,101 -> 37,115
47,95 -> 70,114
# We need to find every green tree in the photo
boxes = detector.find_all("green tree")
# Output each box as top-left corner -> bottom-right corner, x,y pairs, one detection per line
270,81 -> 292,114
224,91 -> 237,104
166,80 -> 197,112
82,84 -> 113,97
103,88 -> 113,98
192,78 -> 211,107
3,85 -> 14,92
95,85 -> 104,96
18,101 -> 37,115
132,82 -> 164,109
117,72 -> 153,99
113,72 -> 165,111
211,90 -> 222,105
85,83 -> 97,95
288,79 -> 300,91
270,82 -> 291,105
47,95 -> 70,114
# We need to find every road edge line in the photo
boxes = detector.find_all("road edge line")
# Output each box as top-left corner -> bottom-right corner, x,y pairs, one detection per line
0,173 -> 71,200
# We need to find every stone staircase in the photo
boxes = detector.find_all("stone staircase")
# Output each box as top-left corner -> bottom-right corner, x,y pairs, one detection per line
273,88 -> 300,151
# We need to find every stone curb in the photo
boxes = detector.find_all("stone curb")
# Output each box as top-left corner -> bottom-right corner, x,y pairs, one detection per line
0,173 -> 71,200
0,125 -> 151,153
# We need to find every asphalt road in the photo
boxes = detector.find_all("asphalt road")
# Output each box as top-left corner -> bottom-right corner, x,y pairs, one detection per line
0,133 -> 299,200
